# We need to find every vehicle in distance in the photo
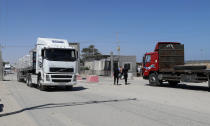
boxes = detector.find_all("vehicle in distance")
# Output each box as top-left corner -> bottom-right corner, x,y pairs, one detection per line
4,63 -> 12,75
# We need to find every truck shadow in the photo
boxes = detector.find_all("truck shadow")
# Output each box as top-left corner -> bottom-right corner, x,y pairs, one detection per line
3,79 -> 11,81
146,83 -> 210,92
45,86 -> 88,92
0,98 -> 137,117
0,104 -> 4,112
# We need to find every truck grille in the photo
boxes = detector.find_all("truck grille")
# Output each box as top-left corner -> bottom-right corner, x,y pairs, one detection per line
50,67 -> 74,72
51,75 -> 72,78
52,79 -> 71,83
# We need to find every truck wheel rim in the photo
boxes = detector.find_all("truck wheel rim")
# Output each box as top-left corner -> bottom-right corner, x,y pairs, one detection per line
152,76 -> 156,82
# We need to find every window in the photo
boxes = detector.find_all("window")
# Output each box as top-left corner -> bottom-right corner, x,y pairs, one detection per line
45,49 -> 76,61
145,55 -> 151,63
124,63 -> 131,70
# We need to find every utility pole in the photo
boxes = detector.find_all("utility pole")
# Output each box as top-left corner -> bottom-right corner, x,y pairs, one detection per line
116,32 -> 121,66
110,51 -> 113,77
0,44 -> 3,81
92,47 -> 95,75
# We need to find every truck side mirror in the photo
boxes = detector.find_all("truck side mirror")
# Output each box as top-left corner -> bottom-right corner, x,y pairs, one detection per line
41,50 -> 44,58
76,51 -> 79,60
143,56 -> 145,66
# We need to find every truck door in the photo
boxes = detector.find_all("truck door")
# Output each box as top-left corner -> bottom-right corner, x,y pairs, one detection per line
143,53 -> 158,77
143,54 -> 152,77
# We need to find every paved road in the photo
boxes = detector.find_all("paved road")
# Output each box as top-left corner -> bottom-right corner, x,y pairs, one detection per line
1,74 -> 210,126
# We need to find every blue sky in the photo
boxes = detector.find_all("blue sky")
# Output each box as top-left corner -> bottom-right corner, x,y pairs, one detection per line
0,0 -> 210,63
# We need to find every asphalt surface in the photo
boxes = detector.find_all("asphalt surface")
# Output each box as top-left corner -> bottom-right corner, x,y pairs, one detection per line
1,74 -> 210,126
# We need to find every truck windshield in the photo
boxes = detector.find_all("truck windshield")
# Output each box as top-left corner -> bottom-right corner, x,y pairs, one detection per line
45,49 -> 76,61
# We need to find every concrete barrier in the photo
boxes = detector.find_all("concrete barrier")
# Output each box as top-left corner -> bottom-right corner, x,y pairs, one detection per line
76,75 -> 82,80
128,73 -> 133,80
86,75 -> 99,83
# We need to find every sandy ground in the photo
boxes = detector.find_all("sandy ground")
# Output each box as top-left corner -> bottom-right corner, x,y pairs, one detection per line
0,79 -> 38,126
0,74 -> 210,126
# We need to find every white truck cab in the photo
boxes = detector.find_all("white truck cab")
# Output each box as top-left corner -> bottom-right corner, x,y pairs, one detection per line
17,37 -> 78,91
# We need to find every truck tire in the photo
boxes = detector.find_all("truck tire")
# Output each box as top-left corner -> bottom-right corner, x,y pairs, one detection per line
39,84 -> 47,91
149,73 -> 162,86
37,76 -> 47,91
168,81 -> 179,87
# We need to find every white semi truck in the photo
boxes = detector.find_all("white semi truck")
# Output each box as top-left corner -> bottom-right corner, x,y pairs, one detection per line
16,38 -> 78,91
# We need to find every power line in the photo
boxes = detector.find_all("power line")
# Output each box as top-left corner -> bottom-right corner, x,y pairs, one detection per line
0,45 -> 33,48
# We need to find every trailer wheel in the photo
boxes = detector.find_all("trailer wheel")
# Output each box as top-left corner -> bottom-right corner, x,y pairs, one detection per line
149,73 -> 162,86
168,81 -> 179,87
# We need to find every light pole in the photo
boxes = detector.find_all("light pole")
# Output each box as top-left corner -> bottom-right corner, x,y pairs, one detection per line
92,47 -> 95,75
116,32 -> 120,67
110,51 -> 113,77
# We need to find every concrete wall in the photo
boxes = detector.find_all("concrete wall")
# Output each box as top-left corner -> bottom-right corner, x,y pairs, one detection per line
84,59 -> 106,71
118,56 -> 136,76
83,55 -> 137,76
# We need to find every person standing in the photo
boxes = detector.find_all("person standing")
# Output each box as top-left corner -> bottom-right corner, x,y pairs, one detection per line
113,67 -> 120,85
122,66 -> 128,85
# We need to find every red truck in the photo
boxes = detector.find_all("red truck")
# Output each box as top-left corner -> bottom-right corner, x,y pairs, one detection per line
142,42 -> 210,89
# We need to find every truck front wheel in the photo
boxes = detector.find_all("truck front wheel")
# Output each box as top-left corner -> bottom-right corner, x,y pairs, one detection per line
149,73 -> 162,86
37,76 -> 47,91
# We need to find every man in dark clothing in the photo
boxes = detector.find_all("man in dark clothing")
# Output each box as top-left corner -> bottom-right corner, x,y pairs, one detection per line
122,67 -> 128,84
113,67 -> 120,85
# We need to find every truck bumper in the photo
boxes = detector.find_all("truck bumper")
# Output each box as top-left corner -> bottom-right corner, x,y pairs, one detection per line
42,81 -> 77,86
42,73 -> 77,86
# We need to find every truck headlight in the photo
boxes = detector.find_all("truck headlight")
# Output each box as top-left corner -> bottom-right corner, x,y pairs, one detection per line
46,75 -> 50,81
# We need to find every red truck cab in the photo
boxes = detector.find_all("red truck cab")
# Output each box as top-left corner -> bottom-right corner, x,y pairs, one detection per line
142,52 -> 159,77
